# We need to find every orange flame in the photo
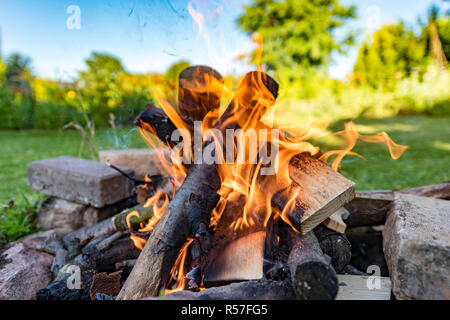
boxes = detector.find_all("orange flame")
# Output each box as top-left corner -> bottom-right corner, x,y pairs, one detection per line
125,28 -> 408,296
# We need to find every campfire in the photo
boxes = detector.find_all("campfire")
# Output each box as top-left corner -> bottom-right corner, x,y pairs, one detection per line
37,64 -> 406,300
26,65 -> 417,301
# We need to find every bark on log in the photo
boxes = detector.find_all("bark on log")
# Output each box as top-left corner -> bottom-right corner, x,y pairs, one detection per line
314,223 -> 351,273
117,72 -> 279,300
135,104 -> 193,149
178,65 -> 223,121
282,224 -> 338,300
61,203 -> 154,251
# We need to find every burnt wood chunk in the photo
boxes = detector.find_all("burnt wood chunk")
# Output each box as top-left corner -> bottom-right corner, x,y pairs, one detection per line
314,223 -> 351,273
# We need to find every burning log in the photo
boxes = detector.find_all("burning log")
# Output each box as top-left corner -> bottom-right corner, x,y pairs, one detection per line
61,203 -> 155,250
203,194 -> 276,286
178,65 -> 223,121
117,71 -> 279,299
271,153 -> 355,234
144,279 -> 296,300
135,104 -> 192,149
281,223 -> 339,300
314,223 -> 351,273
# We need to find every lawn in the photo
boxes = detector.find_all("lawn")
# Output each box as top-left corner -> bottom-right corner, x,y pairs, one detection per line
0,115 -> 449,244
1,115 -> 449,205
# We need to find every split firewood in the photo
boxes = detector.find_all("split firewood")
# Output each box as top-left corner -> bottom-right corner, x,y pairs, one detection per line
203,193 -> 274,287
178,65 -> 223,121
271,153 -> 355,234
117,71 -> 279,300
143,279 -> 296,300
323,207 -> 349,233
314,223 -> 352,273
281,223 -> 338,300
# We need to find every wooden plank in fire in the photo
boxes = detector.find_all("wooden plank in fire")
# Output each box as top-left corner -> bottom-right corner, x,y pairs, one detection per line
273,153 -> 355,234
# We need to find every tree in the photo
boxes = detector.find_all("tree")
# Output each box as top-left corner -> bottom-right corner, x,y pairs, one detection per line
238,0 -> 356,80
5,53 -> 33,94
353,23 -> 427,88
77,52 -> 125,108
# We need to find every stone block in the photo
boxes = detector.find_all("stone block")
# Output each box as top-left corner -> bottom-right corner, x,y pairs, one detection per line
28,156 -> 134,207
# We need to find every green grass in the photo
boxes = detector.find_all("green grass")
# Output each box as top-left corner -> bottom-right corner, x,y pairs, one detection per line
319,115 -> 450,190
0,115 -> 449,244
0,127 -> 147,245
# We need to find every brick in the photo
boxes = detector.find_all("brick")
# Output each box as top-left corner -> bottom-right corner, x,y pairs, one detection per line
27,156 -> 134,207
98,148 -> 170,179
383,193 -> 450,300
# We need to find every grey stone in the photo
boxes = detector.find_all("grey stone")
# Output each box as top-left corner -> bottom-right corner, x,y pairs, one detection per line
36,197 -> 135,236
27,156 -> 134,207
99,148 -> 170,180
383,193 -> 450,300
0,235 -> 54,300
36,198 -> 87,236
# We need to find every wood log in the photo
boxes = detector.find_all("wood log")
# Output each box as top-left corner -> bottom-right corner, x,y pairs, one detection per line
143,279 -> 296,300
323,207 -> 349,233
203,193 -> 274,286
344,183 -> 449,228
135,103 -> 193,149
36,236 -> 139,300
272,153 -> 355,234
117,71 -> 279,300
344,190 -> 393,227
62,203 -> 155,250
314,223 -> 351,273
281,223 -> 338,300
178,65 -> 223,121
397,181 -> 450,200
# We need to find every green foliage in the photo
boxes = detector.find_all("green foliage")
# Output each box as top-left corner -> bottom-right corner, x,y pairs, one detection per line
0,194 -> 45,246
353,23 -> 428,88
437,17 -> 450,59
77,52 -> 126,109
238,0 -> 356,77
277,65 -> 450,124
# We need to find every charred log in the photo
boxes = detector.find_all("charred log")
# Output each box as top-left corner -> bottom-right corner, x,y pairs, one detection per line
280,223 -> 338,300
314,223 -> 351,273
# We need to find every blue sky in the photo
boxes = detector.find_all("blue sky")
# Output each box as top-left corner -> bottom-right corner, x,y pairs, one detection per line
0,0 -> 447,80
